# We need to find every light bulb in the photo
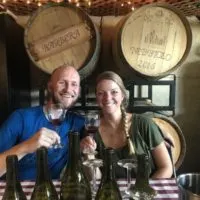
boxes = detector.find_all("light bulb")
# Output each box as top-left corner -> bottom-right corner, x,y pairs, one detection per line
37,1 -> 42,6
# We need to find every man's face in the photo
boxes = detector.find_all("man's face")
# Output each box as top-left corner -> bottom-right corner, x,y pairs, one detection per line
48,67 -> 80,109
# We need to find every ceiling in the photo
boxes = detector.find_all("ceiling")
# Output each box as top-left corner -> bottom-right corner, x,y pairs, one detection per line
0,0 -> 200,17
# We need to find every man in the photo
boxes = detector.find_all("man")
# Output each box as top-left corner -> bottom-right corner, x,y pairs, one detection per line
0,66 -> 84,180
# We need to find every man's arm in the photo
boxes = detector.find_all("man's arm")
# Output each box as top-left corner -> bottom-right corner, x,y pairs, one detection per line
0,142 -> 29,177
0,127 -> 60,177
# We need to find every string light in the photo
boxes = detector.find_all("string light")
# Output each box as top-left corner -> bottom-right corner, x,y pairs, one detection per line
0,0 -> 137,15
37,1 -> 42,6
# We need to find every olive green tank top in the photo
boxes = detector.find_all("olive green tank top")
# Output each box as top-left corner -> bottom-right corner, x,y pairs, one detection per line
94,114 -> 164,178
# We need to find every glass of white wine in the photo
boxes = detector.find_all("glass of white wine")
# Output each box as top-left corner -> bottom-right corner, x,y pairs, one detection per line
47,103 -> 66,148
117,158 -> 137,199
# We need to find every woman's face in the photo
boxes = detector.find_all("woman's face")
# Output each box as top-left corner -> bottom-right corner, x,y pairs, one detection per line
96,79 -> 124,114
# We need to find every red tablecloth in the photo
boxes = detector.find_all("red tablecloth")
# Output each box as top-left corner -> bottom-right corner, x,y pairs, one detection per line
0,179 -> 180,199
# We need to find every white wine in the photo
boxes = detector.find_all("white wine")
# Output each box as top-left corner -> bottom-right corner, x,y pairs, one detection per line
60,131 -> 92,200
83,158 -> 103,168
30,147 -> 58,200
2,155 -> 27,200
95,148 -> 122,200
117,159 -> 137,169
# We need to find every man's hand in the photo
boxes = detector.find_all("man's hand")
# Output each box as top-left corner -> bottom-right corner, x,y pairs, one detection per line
23,127 -> 60,153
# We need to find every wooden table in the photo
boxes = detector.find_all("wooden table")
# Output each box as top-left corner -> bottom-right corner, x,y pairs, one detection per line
0,179 -> 180,199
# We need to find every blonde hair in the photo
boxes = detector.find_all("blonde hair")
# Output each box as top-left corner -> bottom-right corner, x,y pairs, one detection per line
96,71 -> 135,155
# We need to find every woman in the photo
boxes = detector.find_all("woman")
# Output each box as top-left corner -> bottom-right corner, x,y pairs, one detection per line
81,71 -> 173,179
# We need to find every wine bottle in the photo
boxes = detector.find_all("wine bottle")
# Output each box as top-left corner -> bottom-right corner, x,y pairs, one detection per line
130,154 -> 157,200
30,147 -> 58,200
60,131 -> 92,200
95,148 -> 122,200
2,155 -> 27,200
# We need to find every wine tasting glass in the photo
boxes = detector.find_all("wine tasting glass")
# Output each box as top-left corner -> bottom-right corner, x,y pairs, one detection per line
117,158 -> 137,199
83,158 -> 103,199
47,103 -> 66,148
83,111 -> 100,155
82,111 -> 102,199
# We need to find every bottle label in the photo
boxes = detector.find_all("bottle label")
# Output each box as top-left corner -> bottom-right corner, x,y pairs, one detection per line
96,184 -> 122,200
60,183 -> 91,200
2,191 -> 27,200
32,193 -> 58,200
31,185 -> 58,200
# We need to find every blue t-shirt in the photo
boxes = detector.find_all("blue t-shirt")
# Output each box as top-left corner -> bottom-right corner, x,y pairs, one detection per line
0,106 -> 85,180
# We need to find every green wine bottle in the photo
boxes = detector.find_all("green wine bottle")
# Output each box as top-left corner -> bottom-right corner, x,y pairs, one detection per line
60,131 -> 92,200
130,154 -> 157,200
30,147 -> 58,200
95,148 -> 122,200
2,155 -> 27,200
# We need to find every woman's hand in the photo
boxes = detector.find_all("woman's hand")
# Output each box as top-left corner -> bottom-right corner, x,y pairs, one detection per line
80,136 -> 97,153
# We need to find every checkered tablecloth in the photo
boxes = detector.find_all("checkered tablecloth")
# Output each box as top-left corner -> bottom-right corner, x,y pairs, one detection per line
0,179 -> 180,199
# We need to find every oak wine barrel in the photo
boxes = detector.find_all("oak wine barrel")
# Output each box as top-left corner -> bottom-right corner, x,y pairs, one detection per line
112,3 -> 192,80
24,3 -> 101,79
143,112 -> 186,170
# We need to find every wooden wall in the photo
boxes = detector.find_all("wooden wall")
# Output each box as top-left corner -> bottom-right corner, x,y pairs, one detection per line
0,15 -> 9,124
0,15 -> 31,123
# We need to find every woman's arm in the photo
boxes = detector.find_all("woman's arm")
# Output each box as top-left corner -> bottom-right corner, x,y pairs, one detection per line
150,142 -> 173,178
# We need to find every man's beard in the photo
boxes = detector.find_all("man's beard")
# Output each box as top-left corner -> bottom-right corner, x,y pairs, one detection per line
51,92 -> 79,109
51,94 -> 60,104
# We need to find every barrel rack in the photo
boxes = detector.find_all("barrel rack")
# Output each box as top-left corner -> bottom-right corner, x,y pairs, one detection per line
64,74 -> 176,116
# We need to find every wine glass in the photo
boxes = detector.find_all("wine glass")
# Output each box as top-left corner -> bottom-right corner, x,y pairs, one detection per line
117,158 -> 137,199
47,103 -> 66,148
83,111 -> 100,155
83,158 -> 103,199
82,111 -> 102,199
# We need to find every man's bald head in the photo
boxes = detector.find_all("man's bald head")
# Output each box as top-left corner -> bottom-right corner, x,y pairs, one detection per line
47,65 -> 80,109
50,66 -> 80,83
